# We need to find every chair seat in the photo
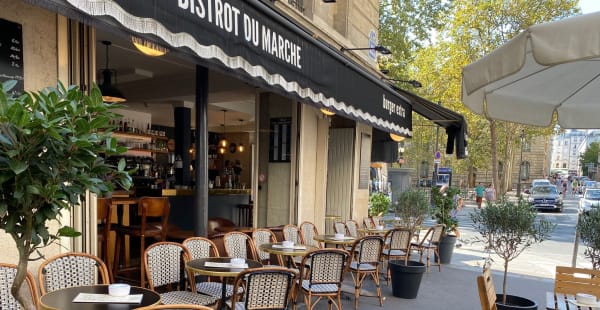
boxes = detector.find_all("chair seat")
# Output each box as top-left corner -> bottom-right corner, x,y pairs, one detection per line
160,291 -> 218,305
350,262 -> 376,271
301,280 -> 339,293
412,241 -> 437,249
114,223 -> 164,237
383,249 -> 407,256
196,281 -> 242,297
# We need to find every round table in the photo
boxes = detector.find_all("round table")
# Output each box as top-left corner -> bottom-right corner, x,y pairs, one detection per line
313,234 -> 356,247
259,242 -> 317,268
39,284 -> 160,310
186,257 -> 262,310
358,227 -> 391,235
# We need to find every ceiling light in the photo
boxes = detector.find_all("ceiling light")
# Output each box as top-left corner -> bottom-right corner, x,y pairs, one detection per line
390,133 -> 405,142
219,110 -> 228,148
99,41 -> 126,103
131,36 -> 168,57
320,107 -> 335,116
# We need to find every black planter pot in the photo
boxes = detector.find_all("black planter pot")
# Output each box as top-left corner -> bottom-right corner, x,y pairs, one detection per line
389,260 -> 426,299
495,294 -> 537,310
435,235 -> 456,264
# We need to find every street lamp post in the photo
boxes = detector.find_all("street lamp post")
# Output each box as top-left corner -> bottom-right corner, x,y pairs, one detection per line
517,130 -> 525,198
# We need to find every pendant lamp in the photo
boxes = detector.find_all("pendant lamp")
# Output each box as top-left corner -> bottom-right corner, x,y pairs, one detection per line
218,110 -> 228,153
99,41 -> 126,103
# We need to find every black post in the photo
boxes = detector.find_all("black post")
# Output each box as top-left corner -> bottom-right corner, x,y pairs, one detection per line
517,130 -> 525,198
194,65 -> 209,237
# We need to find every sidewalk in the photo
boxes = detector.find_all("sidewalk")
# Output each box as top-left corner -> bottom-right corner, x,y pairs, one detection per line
301,264 -> 553,309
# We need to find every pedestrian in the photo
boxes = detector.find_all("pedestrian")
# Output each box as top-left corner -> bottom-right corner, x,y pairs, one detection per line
485,183 -> 496,203
451,193 -> 464,247
475,182 -> 485,209
572,178 -> 579,196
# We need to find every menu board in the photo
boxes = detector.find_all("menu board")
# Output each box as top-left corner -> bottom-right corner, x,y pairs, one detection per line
0,18 -> 24,95
358,133 -> 371,189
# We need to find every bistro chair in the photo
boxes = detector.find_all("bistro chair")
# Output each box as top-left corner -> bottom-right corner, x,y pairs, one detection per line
136,305 -> 213,310
348,235 -> 385,309
411,224 -> 445,272
345,220 -> 360,238
0,263 -> 39,309
224,232 -> 258,260
333,221 -> 347,235
477,267 -> 497,310
282,225 -> 305,266
144,241 -> 218,306
182,237 -> 241,300
228,267 -> 298,310
113,196 -> 171,287
551,266 -> 600,309
299,221 -> 322,248
252,228 -> 284,266
382,228 -> 413,285
362,217 -> 375,230
296,248 -> 350,310
38,252 -> 110,295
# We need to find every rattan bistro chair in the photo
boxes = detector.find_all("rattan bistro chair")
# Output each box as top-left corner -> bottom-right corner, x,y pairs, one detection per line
144,242 -> 218,306
0,263 -> 39,309
136,305 -> 213,310
382,228 -> 413,285
224,232 -> 258,260
345,220 -> 360,238
38,252 -> 110,295
333,221 -> 347,235
411,224 -> 445,272
296,248 -> 350,310
182,237 -> 241,300
228,267 -> 298,310
252,228 -> 284,266
348,235 -> 385,309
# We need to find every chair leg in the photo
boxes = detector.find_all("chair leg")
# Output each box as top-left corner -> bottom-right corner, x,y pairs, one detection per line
113,232 -> 122,278
372,270 -> 383,307
435,247 -> 442,272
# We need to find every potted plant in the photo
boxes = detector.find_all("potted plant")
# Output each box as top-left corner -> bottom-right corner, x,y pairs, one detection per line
471,197 -> 554,309
577,208 -> 600,270
431,185 -> 461,263
0,81 -> 131,308
389,188 -> 430,299
369,191 -> 390,217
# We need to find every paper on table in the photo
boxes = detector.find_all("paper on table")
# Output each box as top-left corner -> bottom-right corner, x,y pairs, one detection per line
567,299 -> 600,308
73,293 -> 143,304
204,262 -> 249,268
329,236 -> 354,240
272,244 -> 307,250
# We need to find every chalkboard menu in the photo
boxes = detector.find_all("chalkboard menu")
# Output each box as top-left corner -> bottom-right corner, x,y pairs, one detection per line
0,18 -> 24,95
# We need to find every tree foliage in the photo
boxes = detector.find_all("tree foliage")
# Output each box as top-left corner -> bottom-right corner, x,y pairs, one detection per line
580,142 -> 599,177
379,0 -> 579,191
0,81 -> 131,307
578,209 -> 600,270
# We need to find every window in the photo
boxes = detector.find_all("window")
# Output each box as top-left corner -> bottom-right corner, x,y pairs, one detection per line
562,163 -> 567,168
520,161 -> 530,180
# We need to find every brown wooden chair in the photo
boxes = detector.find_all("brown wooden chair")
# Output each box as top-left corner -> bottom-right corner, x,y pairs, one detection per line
113,196 -> 171,287
0,262 -> 39,309
477,267 -> 497,310
551,266 -> 600,309
96,197 -> 114,280
38,252 -> 110,295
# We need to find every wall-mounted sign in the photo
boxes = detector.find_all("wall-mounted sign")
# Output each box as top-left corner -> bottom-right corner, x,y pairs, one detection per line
0,18 -> 24,95
269,117 -> 291,162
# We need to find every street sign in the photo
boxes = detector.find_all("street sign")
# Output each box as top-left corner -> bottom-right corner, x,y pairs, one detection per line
434,151 -> 441,163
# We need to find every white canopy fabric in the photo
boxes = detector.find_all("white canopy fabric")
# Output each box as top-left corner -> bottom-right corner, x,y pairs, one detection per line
462,12 -> 600,128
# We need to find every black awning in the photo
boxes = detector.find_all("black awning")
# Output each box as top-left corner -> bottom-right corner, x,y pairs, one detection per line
392,87 -> 468,159
51,0 -> 412,136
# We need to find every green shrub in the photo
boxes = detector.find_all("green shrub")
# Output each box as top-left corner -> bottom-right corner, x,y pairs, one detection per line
394,188 -> 430,231
578,209 -> 600,270
369,192 -> 390,216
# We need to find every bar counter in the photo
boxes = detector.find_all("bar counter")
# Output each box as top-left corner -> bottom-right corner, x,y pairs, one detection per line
163,188 -> 252,231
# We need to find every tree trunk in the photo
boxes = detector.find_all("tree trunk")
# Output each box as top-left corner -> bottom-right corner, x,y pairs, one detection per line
502,259 -> 509,305
490,119 -> 499,195
11,214 -> 36,310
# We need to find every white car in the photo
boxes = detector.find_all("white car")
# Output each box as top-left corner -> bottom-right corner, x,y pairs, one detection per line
531,179 -> 552,187
579,188 -> 600,214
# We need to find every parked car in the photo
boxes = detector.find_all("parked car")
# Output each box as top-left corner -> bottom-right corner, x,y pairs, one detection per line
581,180 -> 597,194
579,188 -> 600,214
528,185 -> 563,212
524,179 -> 553,194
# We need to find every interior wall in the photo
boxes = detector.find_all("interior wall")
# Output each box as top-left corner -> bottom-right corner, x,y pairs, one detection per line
326,128 -> 354,232
0,0 -> 61,271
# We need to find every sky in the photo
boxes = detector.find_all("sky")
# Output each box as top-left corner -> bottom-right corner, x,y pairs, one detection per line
580,0 -> 600,13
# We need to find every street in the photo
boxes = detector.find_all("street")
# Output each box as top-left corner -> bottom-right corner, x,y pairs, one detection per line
441,195 -> 592,279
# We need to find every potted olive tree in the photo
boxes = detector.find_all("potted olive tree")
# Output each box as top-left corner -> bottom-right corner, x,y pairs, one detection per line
471,197 -> 554,309
369,191 -> 390,217
431,185 -> 461,263
389,188 -> 430,299
577,208 -> 600,270
0,81 -> 131,308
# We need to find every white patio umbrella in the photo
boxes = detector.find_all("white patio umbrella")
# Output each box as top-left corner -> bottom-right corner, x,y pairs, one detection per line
462,12 -> 600,128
